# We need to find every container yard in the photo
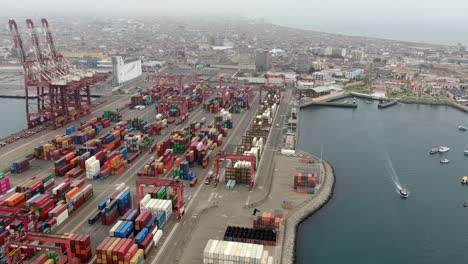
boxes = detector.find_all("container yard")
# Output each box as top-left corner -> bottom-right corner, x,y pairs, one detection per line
0,62 -> 323,264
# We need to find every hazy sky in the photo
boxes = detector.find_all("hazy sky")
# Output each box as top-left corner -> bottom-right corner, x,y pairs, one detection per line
4,0 -> 468,45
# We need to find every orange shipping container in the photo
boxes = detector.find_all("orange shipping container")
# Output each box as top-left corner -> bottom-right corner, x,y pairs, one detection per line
65,187 -> 80,200
64,152 -> 76,161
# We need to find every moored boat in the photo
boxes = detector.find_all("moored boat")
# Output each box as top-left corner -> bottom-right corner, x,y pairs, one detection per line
438,146 -> 450,153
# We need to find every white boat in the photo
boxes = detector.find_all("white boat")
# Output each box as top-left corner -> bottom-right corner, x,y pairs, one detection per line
461,176 -> 468,184
464,150 -> 468,156
440,159 -> 450,164
399,188 -> 408,199
458,126 -> 467,131
429,148 -> 439,155
438,146 -> 450,153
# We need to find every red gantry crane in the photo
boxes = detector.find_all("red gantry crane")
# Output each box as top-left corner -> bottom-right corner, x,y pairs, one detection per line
213,153 -> 257,190
6,233 -> 74,264
136,178 -> 185,221
265,73 -> 286,90
9,18 -> 104,129
259,85 -> 282,103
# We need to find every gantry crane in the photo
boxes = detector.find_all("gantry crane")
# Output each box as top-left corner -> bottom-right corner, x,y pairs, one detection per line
265,73 -> 286,90
259,85 -> 283,103
295,76 -> 315,86
6,233 -> 74,264
218,76 -> 239,90
10,18 -> 102,129
0,207 -> 38,233
213,153 -> 257,190
145,74 -> 185,94
136,178 -> 185,221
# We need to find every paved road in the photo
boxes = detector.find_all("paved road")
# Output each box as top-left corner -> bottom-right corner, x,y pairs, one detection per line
152,93 -> 260,264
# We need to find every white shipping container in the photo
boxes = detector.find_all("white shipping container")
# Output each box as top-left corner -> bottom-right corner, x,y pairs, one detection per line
153,230 -> 163,246
110,220 -> 122,237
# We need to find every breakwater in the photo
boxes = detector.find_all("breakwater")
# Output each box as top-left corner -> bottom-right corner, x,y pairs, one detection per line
281,153 -> 336,264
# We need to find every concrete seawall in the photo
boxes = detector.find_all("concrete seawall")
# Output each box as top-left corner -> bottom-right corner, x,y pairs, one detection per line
280,155 -> 336,264
398,98 -> 468,113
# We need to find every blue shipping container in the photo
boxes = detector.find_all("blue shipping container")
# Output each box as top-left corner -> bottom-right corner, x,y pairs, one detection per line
135,227 -> 149,244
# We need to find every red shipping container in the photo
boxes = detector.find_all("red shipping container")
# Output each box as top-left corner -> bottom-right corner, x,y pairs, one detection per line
124,244 -> 138,262
96,237 -> 111,256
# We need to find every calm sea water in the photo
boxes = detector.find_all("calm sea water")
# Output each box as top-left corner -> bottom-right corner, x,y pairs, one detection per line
296,99 -> 468,264
0,98 -> 26,138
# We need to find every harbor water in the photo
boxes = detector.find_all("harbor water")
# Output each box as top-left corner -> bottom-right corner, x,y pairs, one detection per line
296,99 -> 468,264
0,98 -> 26,138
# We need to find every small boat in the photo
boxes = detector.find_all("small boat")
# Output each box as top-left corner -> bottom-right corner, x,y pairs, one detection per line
399,188 -> 408,198
461,176 -> 468,184
458,126 -> 467,131
429,148 -> 439,155
464,202 -> 467,207
440,159 -> 450,164
365,101 -> 373,104
464,150 -> 468,156
438,146 -> 450,153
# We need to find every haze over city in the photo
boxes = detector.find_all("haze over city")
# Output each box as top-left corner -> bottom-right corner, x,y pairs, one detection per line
3,0 -> 468,45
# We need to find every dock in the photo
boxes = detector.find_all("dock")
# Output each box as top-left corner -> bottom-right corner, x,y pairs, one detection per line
300,101 -> 358,108
378,100 -> 398,108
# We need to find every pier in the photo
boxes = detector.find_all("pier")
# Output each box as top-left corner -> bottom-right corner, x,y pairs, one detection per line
378,100 -> 398,108
300,101 -> 358,108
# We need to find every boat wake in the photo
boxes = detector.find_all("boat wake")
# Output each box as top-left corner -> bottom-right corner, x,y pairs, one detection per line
384,152 -> 409,196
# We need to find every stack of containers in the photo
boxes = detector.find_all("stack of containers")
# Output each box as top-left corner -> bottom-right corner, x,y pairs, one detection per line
102,198 -> 119,226
68,233 -> 93,262
96,237 -> 145,264
65,125 -> 76,135
85,156 -> 101,179
224,226 -> 277,246
157,138 -> 172,157
48,203 -> 68,226
105,151 -> 126,175
253,210 -> 282,230
0,173 -> 11,195
124,134 -> 142,152
103,110 -> 122,122
34,143 -> 53,160
139,194 -> 171,229
203,240 -> 270,264
116,190 -> 131,216
52,179 -> 71,202
66,183 -> 94,215
171,129 -> 190,154
294,166 -> 320,194
173,160 -> 195,181
11,158 -> 30,174
27,193 -> 55,221
15,173 -> 55,196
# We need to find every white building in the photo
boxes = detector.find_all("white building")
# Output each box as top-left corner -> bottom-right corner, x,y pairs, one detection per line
312,72 -> 325,81
112,56 -> 142,86
344,69 -> 365,79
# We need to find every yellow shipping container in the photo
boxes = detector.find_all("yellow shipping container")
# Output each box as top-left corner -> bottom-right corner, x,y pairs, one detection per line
130,249 -> 144,264
44,259 -> 55,264
107,238 -> 121,256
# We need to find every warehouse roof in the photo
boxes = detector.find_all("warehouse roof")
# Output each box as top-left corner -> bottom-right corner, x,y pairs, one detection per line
312,86 -> 343,93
